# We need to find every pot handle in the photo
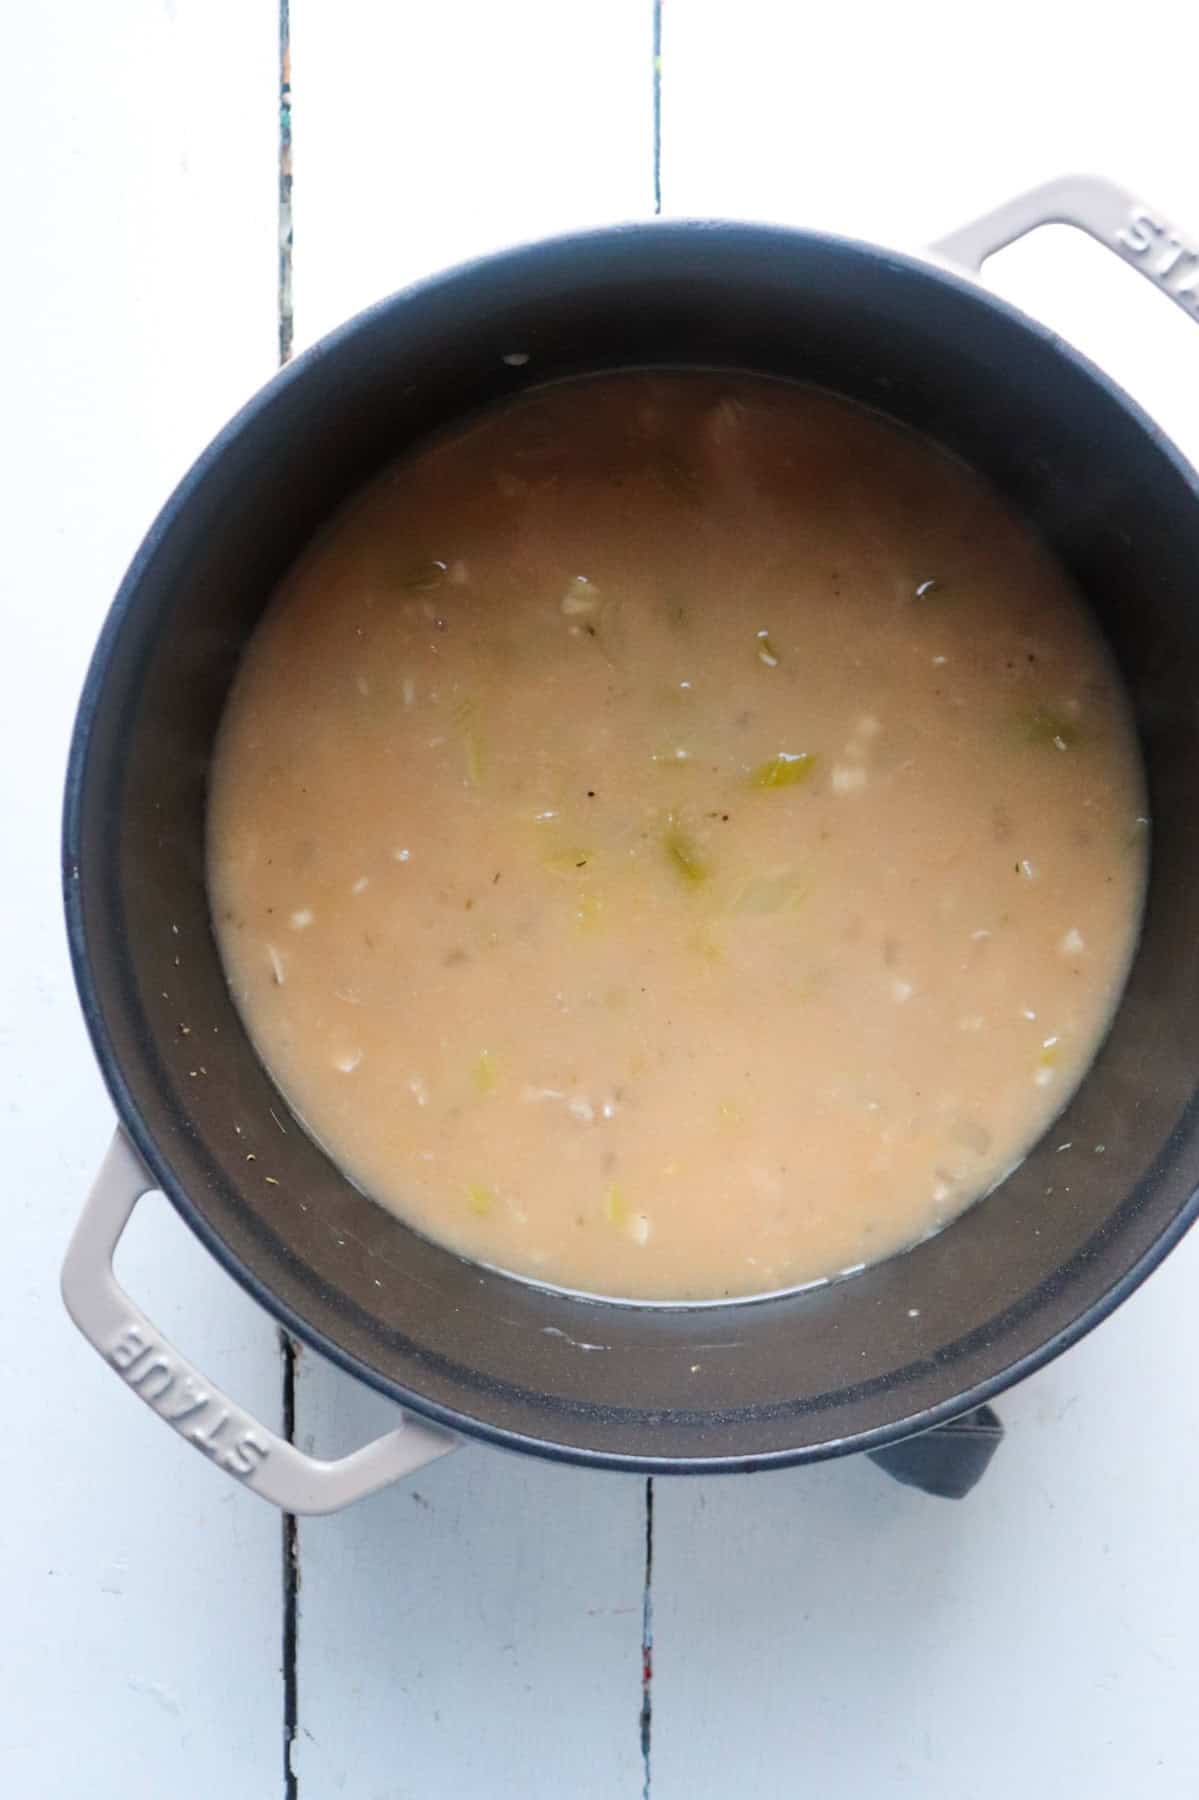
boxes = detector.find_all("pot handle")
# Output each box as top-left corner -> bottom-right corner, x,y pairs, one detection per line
932,173 -> 1199,327
867,1404 -> 1004,1500
61,1131 -> 458,1514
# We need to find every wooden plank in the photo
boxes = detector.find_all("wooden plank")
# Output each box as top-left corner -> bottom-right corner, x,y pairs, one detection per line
290,0 -> 656,347
290,1358 -> 648,1797
287,3 -> 654,1793
0,3 -> 283,1794
661,0 -> 1198,242
289,7 -> 658,1792
651,1229 -> 1199,1800
661,0 -> 1199,461
653,8 -> 1199,1795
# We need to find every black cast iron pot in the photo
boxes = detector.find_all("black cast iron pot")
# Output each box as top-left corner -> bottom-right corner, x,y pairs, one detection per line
61,176 -> 1199,1513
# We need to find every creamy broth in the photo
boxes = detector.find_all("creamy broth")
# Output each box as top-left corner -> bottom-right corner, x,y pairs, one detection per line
208,373 -> 1147,1301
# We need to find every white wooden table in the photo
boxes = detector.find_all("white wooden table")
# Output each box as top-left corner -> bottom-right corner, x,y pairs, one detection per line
5,4 -> 1199,1795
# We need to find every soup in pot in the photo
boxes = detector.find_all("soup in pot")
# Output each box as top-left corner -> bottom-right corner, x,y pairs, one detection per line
208,373 -> 1147,1301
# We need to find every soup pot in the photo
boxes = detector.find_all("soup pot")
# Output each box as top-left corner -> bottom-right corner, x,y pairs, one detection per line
62,176 -> 1199,1514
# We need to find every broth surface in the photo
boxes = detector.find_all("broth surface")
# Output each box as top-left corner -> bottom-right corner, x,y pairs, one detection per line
208,373 -> 1147,1300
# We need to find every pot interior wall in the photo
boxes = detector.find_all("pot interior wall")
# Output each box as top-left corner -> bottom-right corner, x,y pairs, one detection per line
67,225 -> 1199,1467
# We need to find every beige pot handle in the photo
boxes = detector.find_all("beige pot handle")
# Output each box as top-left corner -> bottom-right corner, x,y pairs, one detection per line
932,173 -> 1199,327
61,1131 -> 458,1514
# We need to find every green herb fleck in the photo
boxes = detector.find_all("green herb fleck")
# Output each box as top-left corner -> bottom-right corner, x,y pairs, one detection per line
543,849 -> 594,879
466,1182 -> 495,1217
663,816 -> 708,885
1021,706 -> 1080,751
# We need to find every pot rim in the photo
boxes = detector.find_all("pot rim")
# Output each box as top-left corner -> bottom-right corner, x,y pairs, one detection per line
63,214 -> 1199,1471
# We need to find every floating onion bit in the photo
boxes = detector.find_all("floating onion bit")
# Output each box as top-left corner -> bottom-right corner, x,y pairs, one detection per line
473,1049 -> 497,1095
751,751 -> 817,789
651,746 -> 695,765
756,629 -> 780,668
561,576 -> 601,616
402,559 -> 448,591
466,1183 -> 495,1218
604,1183 -> 627,1227
663,816 -> 708,885
914,578 -> 940,599
628,1212 -> 653,1246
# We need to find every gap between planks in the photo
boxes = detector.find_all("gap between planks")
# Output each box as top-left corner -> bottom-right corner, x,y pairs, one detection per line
276,5 -> 663,1793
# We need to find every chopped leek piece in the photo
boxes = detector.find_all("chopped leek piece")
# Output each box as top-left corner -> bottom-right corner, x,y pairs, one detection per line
750,751 -> 817,789
604,1183 -> 627,1226
473,1049 -> 497,1095
728,872 -> 806,915
575,891 -> 604,933
454,697 -> 485,785
466,1182 -> 494,1217
561,577 -> 601,616
663,816 -> 708,885
1021,706 -> 1080,750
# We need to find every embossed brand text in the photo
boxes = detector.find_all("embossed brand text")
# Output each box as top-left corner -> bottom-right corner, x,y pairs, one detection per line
109,1322 -> 269,1479
1115,206 -> 1199,313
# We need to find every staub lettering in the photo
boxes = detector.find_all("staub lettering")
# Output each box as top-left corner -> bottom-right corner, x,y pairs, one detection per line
108,1323 -> 270,1480
1115,206 -> 1199,313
